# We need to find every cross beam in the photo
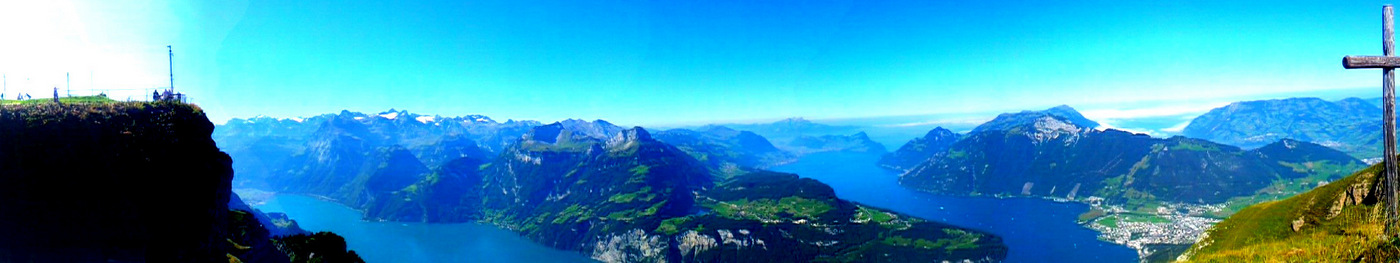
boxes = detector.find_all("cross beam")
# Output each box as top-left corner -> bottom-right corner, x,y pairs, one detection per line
1344,56 -> 1400,68
1343,4 -> 1399,234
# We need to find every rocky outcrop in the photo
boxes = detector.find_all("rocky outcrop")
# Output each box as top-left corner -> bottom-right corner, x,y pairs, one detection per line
0,103 -> 234,262
676,230 -> 718,257
591,229 -> 668,263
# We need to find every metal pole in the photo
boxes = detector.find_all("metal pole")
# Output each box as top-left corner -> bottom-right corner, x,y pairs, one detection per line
167,45 -> 174,93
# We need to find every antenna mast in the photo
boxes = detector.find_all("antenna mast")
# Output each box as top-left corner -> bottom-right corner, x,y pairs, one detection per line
167,45 -> 174,93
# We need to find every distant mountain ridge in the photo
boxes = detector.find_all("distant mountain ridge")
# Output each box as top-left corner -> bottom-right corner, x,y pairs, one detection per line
653,126 -> 796,177
216,109 -> 539,189
892,106 -> 1364,204
717,117 -> 864,144
1182,97 -> 1383,159
879,127 -> 961,172
785,131 -> 888,154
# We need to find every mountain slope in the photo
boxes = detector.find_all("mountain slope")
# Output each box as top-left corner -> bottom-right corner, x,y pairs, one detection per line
1183,163 -> 1398,262
363,157 -> 487,222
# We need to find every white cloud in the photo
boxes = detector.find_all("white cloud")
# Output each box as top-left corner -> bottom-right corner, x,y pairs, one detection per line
1160,120 -> 1192,133
884,117 -> 993,128
1079,102 -> 1229,121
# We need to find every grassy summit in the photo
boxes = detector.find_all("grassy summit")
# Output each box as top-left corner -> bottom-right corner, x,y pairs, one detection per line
0,94 -> 119,105
1184,162 -> 1400,262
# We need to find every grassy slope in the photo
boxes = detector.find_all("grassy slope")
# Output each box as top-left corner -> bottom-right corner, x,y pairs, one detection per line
1184,163 -> 1397,262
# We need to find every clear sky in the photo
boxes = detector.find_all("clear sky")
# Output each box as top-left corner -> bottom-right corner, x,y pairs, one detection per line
0,0 -> 1392,126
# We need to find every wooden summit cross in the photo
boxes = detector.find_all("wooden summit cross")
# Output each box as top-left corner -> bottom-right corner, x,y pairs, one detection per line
1345,4 -> 1400,232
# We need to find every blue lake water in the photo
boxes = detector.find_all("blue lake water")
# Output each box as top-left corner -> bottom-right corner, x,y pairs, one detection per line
772,151 -> 1138,263
254,195 -> 596,263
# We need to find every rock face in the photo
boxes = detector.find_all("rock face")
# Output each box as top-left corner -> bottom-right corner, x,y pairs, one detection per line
0,102 -> 361,262
898,106 -> 1365,204
1182,97 -> 1382,159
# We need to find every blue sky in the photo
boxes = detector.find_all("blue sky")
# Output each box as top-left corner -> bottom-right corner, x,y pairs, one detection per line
0,0 -> 1392,126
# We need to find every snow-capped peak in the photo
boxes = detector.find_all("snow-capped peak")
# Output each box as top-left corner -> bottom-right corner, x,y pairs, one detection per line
379,111 -> 400,120
415,115 -> 436,124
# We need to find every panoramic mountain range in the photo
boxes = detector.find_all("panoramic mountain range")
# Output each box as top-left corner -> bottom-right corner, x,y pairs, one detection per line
8,94 -> 1396,262
215,110 -> 1010,262
212,98 -> 1390,261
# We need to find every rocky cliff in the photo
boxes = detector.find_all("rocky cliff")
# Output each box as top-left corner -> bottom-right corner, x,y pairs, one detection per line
0,102 -> 361,262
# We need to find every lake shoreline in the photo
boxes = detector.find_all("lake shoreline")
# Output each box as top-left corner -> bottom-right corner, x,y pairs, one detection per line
772,151 -> 1138,263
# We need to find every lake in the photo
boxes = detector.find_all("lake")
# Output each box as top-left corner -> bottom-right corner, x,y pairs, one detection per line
771,151 -> 1139,263
254,195 -> 596,263
253,151 -> 1136,263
